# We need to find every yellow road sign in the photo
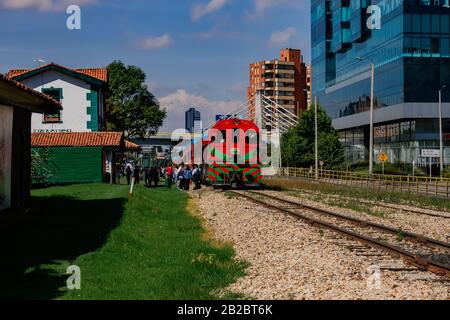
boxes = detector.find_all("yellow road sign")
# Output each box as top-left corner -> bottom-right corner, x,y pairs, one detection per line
378,153 -> 388,163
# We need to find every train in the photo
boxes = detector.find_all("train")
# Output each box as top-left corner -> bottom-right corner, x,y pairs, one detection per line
202,118 -> 262,189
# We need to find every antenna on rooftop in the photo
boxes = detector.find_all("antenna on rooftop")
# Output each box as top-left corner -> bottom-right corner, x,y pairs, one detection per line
33,58 -> 47,88
33,58 -> 46,67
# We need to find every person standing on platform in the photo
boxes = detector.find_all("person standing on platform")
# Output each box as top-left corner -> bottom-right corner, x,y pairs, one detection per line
134,164 -> 141,185
192,165 -> 201,190
165,164 -> 173,188
126,163 -> 133,185
144,166 -> 151,187
183,165 -> 192,191
177,165 -> 185,189
152,167 -> 160,187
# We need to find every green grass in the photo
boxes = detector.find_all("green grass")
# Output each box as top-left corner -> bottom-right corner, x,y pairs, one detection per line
262,178 -> 450,212
292,191 -> 388,218
0,183 -> 246,300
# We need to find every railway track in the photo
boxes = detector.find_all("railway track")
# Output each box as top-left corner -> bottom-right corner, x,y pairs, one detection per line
230,190 -> 450,278
287,188 -> 450,219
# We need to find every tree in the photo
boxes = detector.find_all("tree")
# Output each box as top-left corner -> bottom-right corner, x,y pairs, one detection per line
31,148 -> 58,185
107,60 -> 166,138
281,106 -> 345,169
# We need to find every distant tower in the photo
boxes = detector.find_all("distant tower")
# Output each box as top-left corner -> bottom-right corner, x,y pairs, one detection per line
185,108 -> 202,133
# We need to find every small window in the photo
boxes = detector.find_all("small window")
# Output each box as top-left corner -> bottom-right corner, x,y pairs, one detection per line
431,15 -> 440,33
422,14 -> 430,33
412,14 -> 421,33
441,15 -> 449,33
42,88 -> 62,123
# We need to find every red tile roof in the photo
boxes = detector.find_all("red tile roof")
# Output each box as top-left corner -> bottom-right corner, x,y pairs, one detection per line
6,63 -> 108,83
0,74 -> 62,111
125,140 -> 142,151
32,132 -> 123,148
76,68 -> 108,82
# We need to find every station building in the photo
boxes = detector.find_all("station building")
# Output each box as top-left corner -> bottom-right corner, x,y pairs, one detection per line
31,132 -> 125,184
311,0 -> 450,168
5,63 -> 137,184
6,63 -> 108,133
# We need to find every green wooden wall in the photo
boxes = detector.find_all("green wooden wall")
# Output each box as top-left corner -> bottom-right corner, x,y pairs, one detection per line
34,147 -> 103,184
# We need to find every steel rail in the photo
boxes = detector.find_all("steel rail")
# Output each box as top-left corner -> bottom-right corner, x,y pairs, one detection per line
247,190 -> 450,251
230,190 -> 450,277
290,188 -> 450,219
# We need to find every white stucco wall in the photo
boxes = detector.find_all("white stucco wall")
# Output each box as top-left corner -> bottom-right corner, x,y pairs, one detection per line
21,70 -> 94,133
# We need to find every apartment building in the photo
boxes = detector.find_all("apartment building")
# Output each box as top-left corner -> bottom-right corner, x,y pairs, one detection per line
247,48 -> 308,119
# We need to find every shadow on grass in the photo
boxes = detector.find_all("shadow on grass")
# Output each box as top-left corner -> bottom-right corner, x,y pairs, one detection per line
0,195 -> 125,300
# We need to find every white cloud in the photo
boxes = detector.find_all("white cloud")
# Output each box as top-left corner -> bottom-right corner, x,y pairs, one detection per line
227,83 -> 246,95
247,0 -> 303,19
191,0 -> 230,21
0,0 -> 98,11
159,89 -> 243,131
139,34 -> 173,50
268,27 -> 297,47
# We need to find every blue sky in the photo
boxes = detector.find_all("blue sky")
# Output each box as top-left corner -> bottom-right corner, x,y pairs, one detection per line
0,0 -> 310,130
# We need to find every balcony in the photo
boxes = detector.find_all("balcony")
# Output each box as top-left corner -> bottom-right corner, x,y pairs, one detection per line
275,60 -> 295,66
275,95 -> 295,101
275,86 -> 295,92
275,69 -> 295,75
275,78 -> 295,83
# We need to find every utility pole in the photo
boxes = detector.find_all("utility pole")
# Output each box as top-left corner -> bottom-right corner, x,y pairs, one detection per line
315,96 -> 319,181
369,63 -> 375,175
356,57 -> 375,175
439,85 -> 446,178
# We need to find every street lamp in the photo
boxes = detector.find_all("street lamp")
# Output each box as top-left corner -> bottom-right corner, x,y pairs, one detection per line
314,96 -> 318,180
356,57 -> 375,175
304,89 -> 318,180
439,84 -> 446,178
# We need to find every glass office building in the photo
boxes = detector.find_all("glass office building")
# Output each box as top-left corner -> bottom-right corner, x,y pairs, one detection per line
311,0 -> 450,167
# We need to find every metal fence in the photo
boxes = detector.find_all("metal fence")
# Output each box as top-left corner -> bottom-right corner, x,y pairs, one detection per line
277,167 -> 450,198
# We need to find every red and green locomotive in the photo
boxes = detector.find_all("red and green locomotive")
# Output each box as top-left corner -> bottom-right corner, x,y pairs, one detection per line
203,118 -> 262,189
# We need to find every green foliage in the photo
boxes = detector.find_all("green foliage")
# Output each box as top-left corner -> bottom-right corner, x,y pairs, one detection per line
107,60 -> 166,138
281,106 -> 345,169
31,148 -> 58,185
344,160 -> 427,176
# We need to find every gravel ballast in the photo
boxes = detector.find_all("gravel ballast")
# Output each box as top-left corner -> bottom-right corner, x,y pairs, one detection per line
273,190 -> 450,243
195,190 -> 450,300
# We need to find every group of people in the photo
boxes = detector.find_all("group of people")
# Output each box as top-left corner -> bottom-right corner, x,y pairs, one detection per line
163,164 -> 202,191
143,166 -> 161,187
120,163 -> 141,185
118,162 -> 161,187
119,161 -> 203,191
